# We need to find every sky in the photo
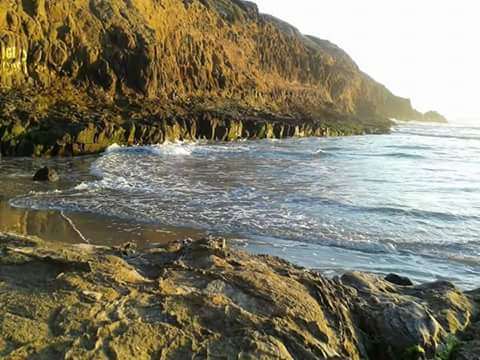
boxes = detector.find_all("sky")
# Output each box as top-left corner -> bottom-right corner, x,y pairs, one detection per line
254,0 -> 479,121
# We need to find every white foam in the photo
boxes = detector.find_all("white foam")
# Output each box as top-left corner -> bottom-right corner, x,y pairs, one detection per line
74,182 -> 90,191
90,164 -> 106,179
105,143 -> 123,153
148,142 -> 195,156
105,141 -> 198,157
102,140 -> 258,161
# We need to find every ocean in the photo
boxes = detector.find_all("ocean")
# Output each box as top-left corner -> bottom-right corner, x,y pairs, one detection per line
2,121 -> 480,288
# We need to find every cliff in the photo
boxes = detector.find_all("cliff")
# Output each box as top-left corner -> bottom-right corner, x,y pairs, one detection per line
0,233 -> 478,359
0,0 -> 443,156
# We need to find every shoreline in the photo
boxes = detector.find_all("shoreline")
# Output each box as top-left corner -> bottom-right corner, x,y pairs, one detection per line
1,131 -> 479,358
0,231 -> 478,359
2,133 -> 480,291
0,199 -> 207,248
4,196 -> 479,291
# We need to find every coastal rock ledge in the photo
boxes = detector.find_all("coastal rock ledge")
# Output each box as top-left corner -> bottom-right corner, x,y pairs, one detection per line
0,232 -> 478,359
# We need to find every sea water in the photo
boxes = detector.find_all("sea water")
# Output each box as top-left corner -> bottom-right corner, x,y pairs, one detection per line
5,122 -> 480,288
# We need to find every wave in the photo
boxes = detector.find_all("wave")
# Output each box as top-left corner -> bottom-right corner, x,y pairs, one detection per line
104,141 -> 258,158
380,152 -> 426,159
311,149 -> 337,158
344,152 -> 427,160
319,146 -> 345,152
148,143 -> 195,156
360,205 -> 477,222
105,143 -> 123,153
385,144 -> 433,150
105,142 -> 196,156
316,198 -> 478,222
396,131 -> 480,142
245,233 -> 400,256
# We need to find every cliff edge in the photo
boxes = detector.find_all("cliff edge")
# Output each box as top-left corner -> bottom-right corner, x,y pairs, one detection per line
0,0 -> 444,156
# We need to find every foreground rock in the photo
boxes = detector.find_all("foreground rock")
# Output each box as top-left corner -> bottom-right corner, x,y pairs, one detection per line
0,232 -> 477,359
0,0 -> 445,156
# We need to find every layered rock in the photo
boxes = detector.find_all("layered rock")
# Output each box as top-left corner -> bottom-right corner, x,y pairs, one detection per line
0,0 -> 444,156
0,86 -> 390,156
0,232 -> 477,359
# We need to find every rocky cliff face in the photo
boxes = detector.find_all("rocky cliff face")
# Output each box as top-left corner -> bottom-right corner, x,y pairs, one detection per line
0,0 -> 443,156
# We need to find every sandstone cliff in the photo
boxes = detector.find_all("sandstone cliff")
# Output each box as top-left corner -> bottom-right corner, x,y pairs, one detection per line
0,0 -> 443,156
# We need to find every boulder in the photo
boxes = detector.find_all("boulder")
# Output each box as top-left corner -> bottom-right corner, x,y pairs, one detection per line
33,167 -> 59,182
342,272 -> 473,359
385,273 -> 414,286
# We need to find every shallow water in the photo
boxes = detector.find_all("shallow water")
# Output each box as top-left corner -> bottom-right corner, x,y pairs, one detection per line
0,156 -> 204,246
3,122 -> 480,288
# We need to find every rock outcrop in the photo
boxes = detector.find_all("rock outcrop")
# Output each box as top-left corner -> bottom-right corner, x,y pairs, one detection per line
0,232 -> 477,359
33,166 -> 59,182
423,111 -> 448,123
0,0 -> 444,156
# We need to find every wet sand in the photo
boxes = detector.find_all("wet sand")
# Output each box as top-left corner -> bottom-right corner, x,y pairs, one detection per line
0,156 -> 206,248
0,200 -> 206,247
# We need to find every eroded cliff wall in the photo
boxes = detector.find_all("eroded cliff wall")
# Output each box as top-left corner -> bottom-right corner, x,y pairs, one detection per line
0,0 -> 441,156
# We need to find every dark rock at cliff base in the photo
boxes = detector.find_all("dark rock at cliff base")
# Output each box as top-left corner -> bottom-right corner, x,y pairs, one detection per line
33,167 -> 59,182
385,273 -> 414,286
